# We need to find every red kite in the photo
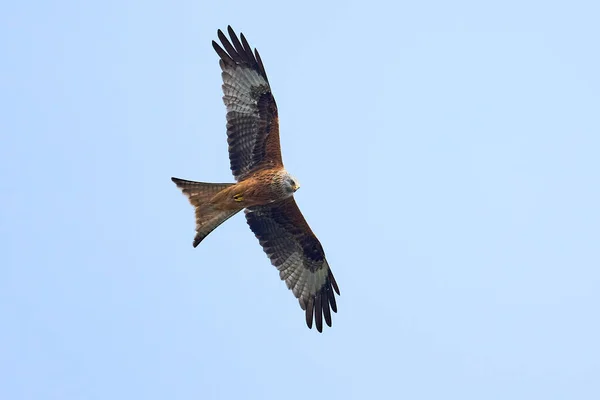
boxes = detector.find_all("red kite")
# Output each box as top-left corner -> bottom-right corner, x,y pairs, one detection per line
172,26 -> 339,332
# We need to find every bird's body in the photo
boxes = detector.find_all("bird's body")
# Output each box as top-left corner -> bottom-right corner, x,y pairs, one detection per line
172,26 -> 339,332
211,168 -> 298,210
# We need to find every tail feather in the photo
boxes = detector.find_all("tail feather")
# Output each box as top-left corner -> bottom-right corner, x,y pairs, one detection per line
171,177 -> 241,247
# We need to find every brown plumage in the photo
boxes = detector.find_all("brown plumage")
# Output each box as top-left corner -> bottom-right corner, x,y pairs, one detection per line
171,26 -> 339,332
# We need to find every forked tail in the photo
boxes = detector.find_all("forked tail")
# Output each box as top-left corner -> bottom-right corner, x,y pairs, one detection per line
171,177 -> 241,247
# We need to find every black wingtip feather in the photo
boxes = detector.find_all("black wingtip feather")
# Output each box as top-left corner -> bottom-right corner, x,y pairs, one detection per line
315,295 -> 323,333
328,284 -> 338,313
322,291 -> 332,327
304,275 -> 340,332
218,30 -> 243,64
254,49 -> 269,82
227,26 -> 249,64
213,27 -> 269,82
329,271 -> 340,295
305,297 -> 314,329
212,40 -> 234,66
240,33 -> 252,56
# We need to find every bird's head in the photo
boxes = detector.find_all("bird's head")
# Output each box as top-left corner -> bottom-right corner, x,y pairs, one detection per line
283,172 -> 301,194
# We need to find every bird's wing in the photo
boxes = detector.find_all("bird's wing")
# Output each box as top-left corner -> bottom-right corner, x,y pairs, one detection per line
212,26 -> 282,181
245,197 -> 339,332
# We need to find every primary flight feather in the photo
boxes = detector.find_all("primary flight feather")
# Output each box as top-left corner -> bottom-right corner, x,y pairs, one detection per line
171,26 -> 339,332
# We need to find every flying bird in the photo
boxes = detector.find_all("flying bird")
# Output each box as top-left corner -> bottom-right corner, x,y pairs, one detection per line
171,26 -> 339,332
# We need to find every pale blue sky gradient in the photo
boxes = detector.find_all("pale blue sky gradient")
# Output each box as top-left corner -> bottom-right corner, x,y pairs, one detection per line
2,1 -> 599,399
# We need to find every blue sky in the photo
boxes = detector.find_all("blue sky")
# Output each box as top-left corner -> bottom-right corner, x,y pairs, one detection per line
2,0 -> 599,399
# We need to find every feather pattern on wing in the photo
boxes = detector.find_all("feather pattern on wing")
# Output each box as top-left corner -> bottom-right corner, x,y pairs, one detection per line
245,197 -> 340,332
212,26 -> 282,181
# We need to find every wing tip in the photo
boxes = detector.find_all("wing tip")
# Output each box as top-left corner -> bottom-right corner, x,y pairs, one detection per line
304,273 -> 339,333
213,26 -> 268,81
227,25 -> 236,38
329,270 -> 340,295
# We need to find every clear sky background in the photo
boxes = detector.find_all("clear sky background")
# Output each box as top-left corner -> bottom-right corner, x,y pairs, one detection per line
2,1 -> 599,399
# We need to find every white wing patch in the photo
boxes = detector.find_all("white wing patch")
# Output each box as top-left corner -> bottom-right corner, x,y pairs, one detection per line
221,66 -> 268,112
276,251 -> 329,309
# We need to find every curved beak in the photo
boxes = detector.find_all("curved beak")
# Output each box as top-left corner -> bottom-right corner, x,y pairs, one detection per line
293,182 -> 301,192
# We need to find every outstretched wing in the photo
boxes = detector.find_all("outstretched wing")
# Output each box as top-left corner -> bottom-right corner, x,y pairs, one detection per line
245,197 -> 340,332
212,26 -> 282,181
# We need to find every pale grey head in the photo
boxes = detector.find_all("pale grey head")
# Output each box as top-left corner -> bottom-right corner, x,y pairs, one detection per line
274,170 -> 301,199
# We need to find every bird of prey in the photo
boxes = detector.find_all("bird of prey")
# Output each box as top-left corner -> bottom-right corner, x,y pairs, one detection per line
171,26 -> 339,332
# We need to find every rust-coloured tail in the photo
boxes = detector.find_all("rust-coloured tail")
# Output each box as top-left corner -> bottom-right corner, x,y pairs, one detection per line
171,177 -> 241,247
